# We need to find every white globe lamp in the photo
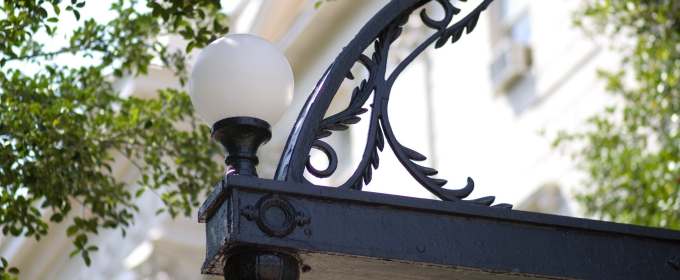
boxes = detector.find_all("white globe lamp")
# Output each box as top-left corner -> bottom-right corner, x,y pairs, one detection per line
189,34 -> 294,176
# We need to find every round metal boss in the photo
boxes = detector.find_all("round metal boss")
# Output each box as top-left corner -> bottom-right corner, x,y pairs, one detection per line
255,195 -> 296,237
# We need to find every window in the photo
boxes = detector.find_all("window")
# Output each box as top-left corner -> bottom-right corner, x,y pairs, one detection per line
489,0 -> 535,114
511,13 -> 531,46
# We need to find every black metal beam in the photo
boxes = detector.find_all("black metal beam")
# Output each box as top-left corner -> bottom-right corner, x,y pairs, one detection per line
200,175 -> 680,279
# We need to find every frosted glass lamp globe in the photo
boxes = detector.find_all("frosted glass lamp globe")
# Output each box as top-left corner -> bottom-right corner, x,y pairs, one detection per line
189,34 -> 294,127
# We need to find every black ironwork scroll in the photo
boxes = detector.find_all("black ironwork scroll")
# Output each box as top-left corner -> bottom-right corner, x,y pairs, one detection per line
275,0 -> 511,209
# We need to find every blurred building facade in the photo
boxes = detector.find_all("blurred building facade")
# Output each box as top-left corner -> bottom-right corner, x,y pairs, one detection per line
1,0 -> 620,279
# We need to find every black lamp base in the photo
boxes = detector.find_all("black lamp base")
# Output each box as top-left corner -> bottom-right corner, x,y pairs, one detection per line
211,117 -> 272,177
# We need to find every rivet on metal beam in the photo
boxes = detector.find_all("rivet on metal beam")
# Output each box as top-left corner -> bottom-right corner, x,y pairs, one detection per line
668,256 -> 680,270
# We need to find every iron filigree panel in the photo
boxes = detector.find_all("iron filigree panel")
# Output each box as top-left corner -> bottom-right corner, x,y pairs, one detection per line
275,0 -> 510,208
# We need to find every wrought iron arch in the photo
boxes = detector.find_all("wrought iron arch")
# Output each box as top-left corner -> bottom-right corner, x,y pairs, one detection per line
274,0 -> 511,209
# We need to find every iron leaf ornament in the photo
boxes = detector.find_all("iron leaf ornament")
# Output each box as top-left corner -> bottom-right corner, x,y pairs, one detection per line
276,0 -> 511,209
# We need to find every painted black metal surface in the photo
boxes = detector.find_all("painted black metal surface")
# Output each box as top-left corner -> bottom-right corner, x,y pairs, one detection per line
223,252 -> 300,280
273,0 -> 508,208
212,117 -> 272,177
200,176 -> 680,279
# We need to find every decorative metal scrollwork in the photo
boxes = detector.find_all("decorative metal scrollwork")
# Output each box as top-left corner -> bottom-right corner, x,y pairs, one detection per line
275,0 -> 511,209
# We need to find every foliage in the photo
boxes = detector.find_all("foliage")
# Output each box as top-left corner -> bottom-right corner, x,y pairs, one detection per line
0,0 -> 229,275
555,0 -> 680,229
0,257 -> 19,280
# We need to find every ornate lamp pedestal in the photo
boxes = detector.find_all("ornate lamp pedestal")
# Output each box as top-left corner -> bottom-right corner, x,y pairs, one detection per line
211,117 -> 272,177
191,1 -> 680,279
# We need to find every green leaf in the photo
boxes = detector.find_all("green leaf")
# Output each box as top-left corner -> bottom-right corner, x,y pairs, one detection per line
135,188 -> 145,198
186,41 -> 195,53
50,213 -> 63,222
52,4 -> 60,15
102,220 -> 117,228
38,7 -> 48,18
47,17 -> 59,23
66,225 -> 79,237
7,268 -> 18,275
